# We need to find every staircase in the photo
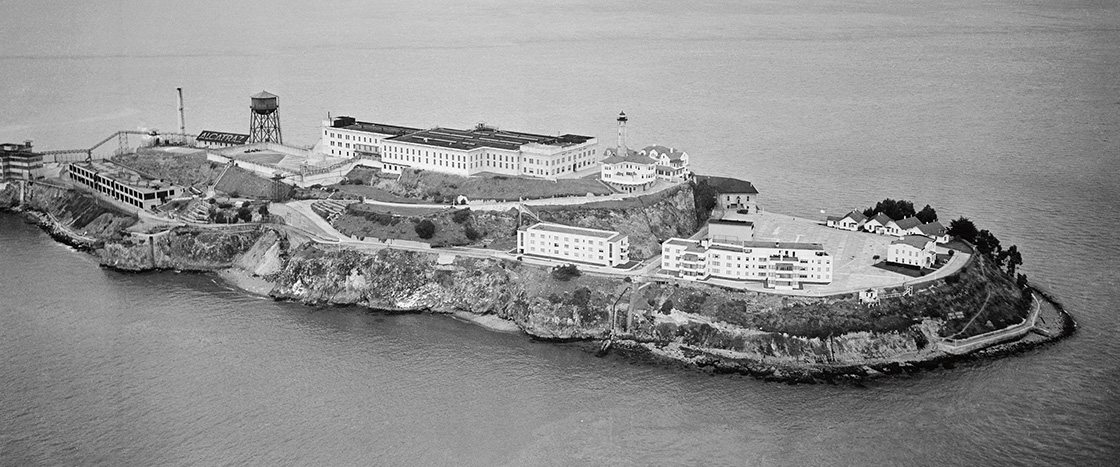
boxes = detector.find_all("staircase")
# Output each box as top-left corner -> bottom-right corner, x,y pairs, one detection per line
311,200 -> 352,223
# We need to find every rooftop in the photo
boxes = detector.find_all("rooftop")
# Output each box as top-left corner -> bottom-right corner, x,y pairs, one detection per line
895,216 -> 922,230
72,161 -> 176,191
698,175 -> 758,195
603,148 -> 656,165
917,221 -> 947,236
641,145 -> 686,161
526,222 -> 622,240
892,235 -> 934,249
331,117 -> 422,136
389,125 -> 592,151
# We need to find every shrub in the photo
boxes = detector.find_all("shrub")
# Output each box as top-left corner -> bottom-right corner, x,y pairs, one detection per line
660,299 -> 674,315
464,225 -> 482,241
567,287 -> 592,307
242,201 -> 251,208
452,209 -> 471,224
551,264 -> 581,281
414,219 -> 436,239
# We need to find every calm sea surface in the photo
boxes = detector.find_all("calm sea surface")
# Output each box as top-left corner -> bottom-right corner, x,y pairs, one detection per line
2,0 -> 1118,465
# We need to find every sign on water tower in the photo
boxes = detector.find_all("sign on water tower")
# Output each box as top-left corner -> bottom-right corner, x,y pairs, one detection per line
249,91 -> 282,144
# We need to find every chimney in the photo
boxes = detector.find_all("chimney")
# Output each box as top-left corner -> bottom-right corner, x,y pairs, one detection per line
176,87 -> 185,138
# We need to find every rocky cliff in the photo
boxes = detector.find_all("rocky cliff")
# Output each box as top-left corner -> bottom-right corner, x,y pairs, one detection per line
98,226 -> 264,272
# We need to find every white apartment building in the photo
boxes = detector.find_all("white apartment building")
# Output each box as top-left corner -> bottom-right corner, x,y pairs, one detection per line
661,238 -> 833,290
517,222 -> 629,268
887,235 -> 936,268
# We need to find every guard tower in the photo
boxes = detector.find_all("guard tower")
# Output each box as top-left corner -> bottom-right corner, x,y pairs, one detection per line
249,91 -> 282,144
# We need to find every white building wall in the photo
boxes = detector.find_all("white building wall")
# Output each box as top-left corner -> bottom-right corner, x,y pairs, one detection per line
518,225 -> 629,267
660,239 -> 833,286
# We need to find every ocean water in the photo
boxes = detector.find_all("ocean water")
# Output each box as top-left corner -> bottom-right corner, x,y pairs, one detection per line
2,0 -> 1118,465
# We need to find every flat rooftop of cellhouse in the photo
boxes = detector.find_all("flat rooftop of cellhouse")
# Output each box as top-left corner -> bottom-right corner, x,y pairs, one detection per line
330,118 -> 423,136
389,126 -> 594,151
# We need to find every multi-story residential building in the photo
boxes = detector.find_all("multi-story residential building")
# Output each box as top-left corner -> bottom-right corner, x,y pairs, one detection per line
661,238 -> 832,290
196,130 -> 249,149
517,222 -> 629,267
1,141 -> 43,181
381,124 -> 597,178
887,235 -> 936,268
321,116 -> 422,159
67,161 -> 181,210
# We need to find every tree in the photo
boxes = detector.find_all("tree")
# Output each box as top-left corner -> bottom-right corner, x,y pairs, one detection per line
551,264 -> 581,281
863,198 -> 916,220
1004,245 -> 1023,276
660,299 -> 674,315
948,217 -> 978,243
915,204 -> 938,223
452,209 -> 471,224
692,179 -> 718,224
975,229 -> 1002,261
464,225 -> 482,241
1016,273 -> 1029,289
258,205 -> 270,217
242,201 -> 251,208
414,219 -> 436,239
237,207 -> 253,223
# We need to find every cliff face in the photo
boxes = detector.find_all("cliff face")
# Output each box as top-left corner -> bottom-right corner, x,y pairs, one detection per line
98,226 -> 264,272
2,182 -> 138,243
269,246 -> 621,339
535,184 -> 699,259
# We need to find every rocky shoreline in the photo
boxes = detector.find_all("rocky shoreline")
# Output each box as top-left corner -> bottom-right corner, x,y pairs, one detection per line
1,183 -> 1077,384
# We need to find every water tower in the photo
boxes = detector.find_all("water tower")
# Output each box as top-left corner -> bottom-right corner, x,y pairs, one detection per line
249,91 -> 282,144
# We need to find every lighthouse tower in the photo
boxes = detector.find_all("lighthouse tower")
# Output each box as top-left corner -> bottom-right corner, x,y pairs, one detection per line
616,111 -> 628,156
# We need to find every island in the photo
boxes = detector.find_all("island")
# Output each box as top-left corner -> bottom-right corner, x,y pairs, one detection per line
0,111 -> 1074,383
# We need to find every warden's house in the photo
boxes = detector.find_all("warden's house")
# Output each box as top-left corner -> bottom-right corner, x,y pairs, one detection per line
661,238 -> 832,290
517,222 -> 629,268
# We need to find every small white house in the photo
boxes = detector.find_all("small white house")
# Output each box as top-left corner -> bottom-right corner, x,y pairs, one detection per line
887,235 -> 936,268
917,221 -> 950,244
894,217 -> 923,236
863,213 -> 892,234
828,210 -> 867,231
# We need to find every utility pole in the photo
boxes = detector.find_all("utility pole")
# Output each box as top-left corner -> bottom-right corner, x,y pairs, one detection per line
176,87 -> 186,143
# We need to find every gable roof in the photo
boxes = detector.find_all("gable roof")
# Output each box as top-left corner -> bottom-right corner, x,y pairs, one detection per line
870,213 -> 894,226
641,145 -> 687,161
698,175 -> 758,195
840,210 -> 867,223
895,216 -> 922,230
892,235 -> 934,249
917,221 -> 946,236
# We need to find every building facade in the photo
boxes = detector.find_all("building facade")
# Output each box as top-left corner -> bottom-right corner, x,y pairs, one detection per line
517,222 -> 629,267
67,161 -> 181,210
380,124 -> 597,179
599,149 -> 657,192
827,210 -> 867,231
661,238 -> 832,289
642,145 -> 691,181
1,142 -> 43,181
320,116 -> 422,159
196,130 -> 249,149
887,235 -> 936,268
